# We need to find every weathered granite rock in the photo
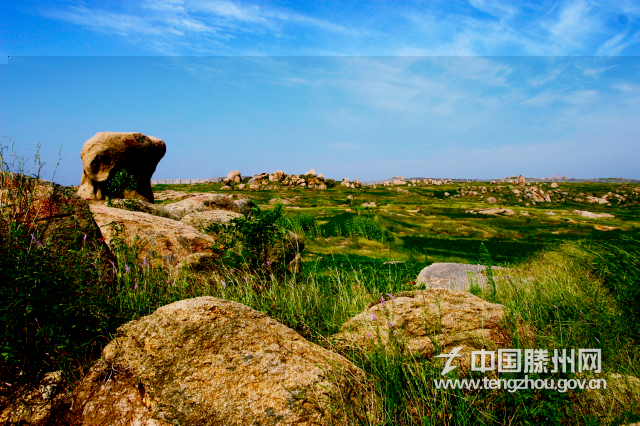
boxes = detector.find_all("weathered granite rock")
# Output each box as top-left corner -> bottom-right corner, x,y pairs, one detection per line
77,132 -> 166,203
72,297 -> 376,425
163,194 -> 240,219
332,288 -> 510,360
415,263 -> 508,291
89,204 -> 216,265
1,173 -> 106,253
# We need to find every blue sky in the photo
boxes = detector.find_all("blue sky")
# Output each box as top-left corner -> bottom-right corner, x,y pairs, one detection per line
1,1 -> 639,184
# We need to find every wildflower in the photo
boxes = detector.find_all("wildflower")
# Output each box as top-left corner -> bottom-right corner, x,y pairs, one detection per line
366,331 -> 371,338
380,296 -> 385,305
125,265 -> 130,273
386,293 -> 395,301
595,337 -> 600,344
554,305 -> 558,309
266,261 -> 271,266
82,234 -> 87,244
505,275 -> 509,279
221,280 -> 226,288
134,283 -> 138,290
142,258 -> 147,266
31,233 -> 43,247
372,313 -> 377,321
389,321 -> 393,328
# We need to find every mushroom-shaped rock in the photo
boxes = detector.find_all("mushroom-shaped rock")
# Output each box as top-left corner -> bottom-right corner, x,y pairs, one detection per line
78,132 -> 166,203
227,170 -> 242,183
73,297 -> 377,425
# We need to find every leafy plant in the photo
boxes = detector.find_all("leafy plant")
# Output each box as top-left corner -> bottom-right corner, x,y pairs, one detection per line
104,169 -> 137,199
206,202 -> 295,274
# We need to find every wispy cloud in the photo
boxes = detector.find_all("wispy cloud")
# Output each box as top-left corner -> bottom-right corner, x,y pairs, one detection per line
42,0 -> 361,54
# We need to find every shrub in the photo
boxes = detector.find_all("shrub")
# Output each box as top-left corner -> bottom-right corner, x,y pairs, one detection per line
206,202 -> 293,274
104,169 -> 137,199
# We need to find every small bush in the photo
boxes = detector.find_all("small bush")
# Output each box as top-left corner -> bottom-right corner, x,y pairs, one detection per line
104,169 -> 137,199
206,202 -> 294,274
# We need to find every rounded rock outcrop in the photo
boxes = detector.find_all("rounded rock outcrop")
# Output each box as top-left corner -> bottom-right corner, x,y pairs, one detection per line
331,288 -> 512,360
72,297 -> 376,425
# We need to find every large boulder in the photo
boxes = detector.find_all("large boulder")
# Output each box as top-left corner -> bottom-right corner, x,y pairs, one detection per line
227,170 -> 242,184
77,132 -> 166,203
164,193 -> 240,219
72,297 -> 376,425
332,288 -> 510,360
415,263 -> 508,291
1,173 -> 106,253
88,203 -> 216,265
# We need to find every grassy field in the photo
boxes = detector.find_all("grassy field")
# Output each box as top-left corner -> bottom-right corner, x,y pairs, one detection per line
3,163 -> 640,424
153,179 -> 640,266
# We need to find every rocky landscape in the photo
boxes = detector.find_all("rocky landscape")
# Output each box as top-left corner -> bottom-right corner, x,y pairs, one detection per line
2,132 -> 639,425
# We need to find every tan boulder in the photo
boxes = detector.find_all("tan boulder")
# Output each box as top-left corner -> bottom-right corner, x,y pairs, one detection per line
227,170 -> 241,181
550,182 -> 558,188
332,289 -> 509,359
220,185 -> 233,190
89,204 -> 216,265
72,297 -> 376,426
304,168 -> 316,177
415,263 -> 507,291
180,210 -> 243,232
77,132 -> 166,203
486,197 -> 497,204
518,175 -> 526,186
273,170 -> 284,180
1,173 -> 107,254
163,194 -> 240,219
